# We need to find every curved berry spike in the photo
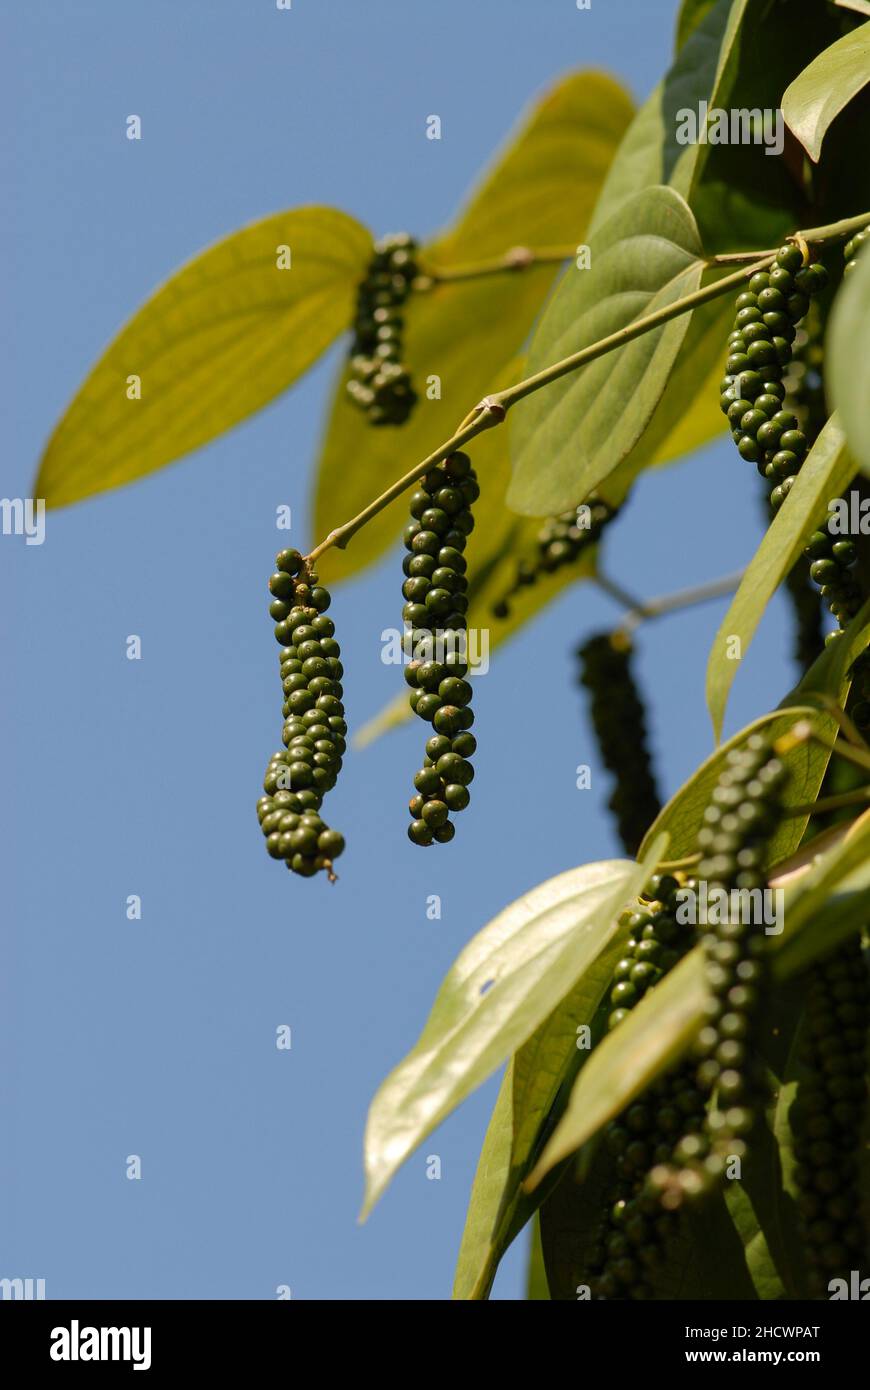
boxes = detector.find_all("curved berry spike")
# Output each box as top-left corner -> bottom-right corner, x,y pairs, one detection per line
256,548 -> 346,881
402,451 -> 478,845
347,233 -> 419,425
578,632 -> 661,857
491,496 -> 619,619
589,735 -> 789,1300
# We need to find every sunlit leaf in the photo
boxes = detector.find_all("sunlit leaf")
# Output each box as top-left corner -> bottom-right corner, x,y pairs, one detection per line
705,415 -> 857,739
508,186 -> 703,516
36,208 -> 372,508
782,21 -> 870,162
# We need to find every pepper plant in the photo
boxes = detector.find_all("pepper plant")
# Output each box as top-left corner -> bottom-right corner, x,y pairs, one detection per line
36,0 -> 870,1299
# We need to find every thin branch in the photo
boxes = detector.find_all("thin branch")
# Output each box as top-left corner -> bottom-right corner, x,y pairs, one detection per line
605,568 -> 746,637
417,244 -> 576,286
594,573 -> 645,612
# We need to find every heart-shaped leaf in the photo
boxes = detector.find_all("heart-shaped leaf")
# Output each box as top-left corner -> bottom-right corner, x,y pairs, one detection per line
36,207 -> 372,508
508,186 -> 703,516
782,21 -> 870,162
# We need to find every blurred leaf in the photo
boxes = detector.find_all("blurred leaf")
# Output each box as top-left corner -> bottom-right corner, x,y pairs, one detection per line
361,840 -> 665,1219
527,950 -> 706,1187
313,71 -> 634,585
828,242 -> 870,474
675,0 -> 720,51
782,21 -> 870,162
836,0 -> 870,13
36,207 -> 371,508
705,415 -> 856,739
508,186 -> 703,516
452,922 -> 631,1299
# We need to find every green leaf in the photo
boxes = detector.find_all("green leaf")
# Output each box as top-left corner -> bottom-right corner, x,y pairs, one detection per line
781,21 -> 870,162
361,839 -> 665,1220
828,240 -> 870,474
452,922 -> 631,1299
751,984 -> 812,1300
527,950 -> 706,1188
313,71 -> 634,585
705,414 -> 857,740
639,707 -> 830,869
675,0 -> 720,51
774,808 -> 870,979
528,805 -> 870,1186
607,280 -> 732,496
35,207 -> 372,509
525,1214 -> 550,1300
641,596 -> 870,865
590,0 -> 750,232
508,186 -> 703,516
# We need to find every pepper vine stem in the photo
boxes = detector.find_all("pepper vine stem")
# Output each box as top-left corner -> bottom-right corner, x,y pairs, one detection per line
416,244 -> 577,286
306,211 -> 870,567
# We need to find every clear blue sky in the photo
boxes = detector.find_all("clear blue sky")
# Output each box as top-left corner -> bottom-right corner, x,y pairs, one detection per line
2,0 -> 802,1300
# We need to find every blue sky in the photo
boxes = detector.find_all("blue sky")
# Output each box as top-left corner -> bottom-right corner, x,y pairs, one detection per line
1,0 -> 804,1300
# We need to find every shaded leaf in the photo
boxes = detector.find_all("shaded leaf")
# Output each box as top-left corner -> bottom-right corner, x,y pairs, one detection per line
525,1214 -> 550,1300
362,840 -> 665,1219
313,72 -> 634,585
590,0 -> 750,232
705,414 -> 857,739
508,186 -> 703,516
36,207 -> 372,508
782,21 -> 870,162
828,239 -> 870,474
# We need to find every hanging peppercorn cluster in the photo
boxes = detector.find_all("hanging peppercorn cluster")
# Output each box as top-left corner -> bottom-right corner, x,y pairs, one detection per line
721,239 -> 869,705
775,303 -> 828,671
720,243 -> 828,510
491,497 -> 618,620
402,451 -> 479,846
346,233 -> 419,425
588,876 -> 706,1299
589,735 -> 788,1299
255,548 -> 346,880
644,734 -> 788,1210
578,632 -> 662,857
792,932 -> 870,1295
